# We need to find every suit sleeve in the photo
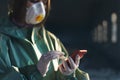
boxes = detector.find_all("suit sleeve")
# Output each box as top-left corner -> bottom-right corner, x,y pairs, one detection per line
0,34 -> 43,80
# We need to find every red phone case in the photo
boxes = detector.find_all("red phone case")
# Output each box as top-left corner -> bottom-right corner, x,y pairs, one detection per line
70,50 -> 87,61
61,50 -> 87,67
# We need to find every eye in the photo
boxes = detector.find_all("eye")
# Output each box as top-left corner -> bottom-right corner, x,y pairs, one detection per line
29,0 -> 40,3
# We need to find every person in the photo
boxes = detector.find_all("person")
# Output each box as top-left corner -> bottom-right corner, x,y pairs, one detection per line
0,0 -> 90,80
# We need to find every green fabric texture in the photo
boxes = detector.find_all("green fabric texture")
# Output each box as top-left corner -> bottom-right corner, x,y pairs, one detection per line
0,18 -> 90,80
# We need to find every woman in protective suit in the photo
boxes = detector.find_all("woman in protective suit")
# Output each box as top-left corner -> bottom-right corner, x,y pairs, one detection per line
0,0 -> 90,80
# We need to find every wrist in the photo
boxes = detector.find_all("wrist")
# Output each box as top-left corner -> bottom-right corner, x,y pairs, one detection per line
37,63 -> 47,77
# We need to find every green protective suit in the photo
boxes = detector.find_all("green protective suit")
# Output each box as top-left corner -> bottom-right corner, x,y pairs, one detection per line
0,18 -> 90,80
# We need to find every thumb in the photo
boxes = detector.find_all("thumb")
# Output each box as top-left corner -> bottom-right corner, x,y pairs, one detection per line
75,54 -> 81,66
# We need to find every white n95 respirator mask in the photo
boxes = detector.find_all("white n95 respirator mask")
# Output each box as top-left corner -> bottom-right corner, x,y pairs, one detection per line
25,1 -> 46,24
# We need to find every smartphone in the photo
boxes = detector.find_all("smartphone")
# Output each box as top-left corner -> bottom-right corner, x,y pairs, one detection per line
70,50 -> 87,61
61,50 -> 87,67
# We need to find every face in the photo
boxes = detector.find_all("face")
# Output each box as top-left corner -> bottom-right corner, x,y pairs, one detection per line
12,0 -> 50,25
25,0 -> 48,24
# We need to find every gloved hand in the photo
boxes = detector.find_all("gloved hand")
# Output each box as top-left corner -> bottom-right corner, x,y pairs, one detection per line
37,51 -> 64,77
59,54 -> 80,75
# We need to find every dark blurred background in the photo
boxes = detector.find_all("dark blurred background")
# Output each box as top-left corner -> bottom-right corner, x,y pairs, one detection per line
45,0 -> 120,79
1,0 -> 120,79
